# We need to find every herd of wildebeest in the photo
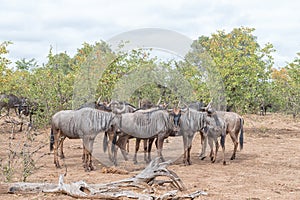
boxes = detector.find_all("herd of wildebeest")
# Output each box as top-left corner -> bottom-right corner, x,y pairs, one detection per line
0,94 -> 247,171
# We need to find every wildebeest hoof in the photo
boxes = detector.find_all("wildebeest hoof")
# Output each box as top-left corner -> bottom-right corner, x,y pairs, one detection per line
199,156 -> 206,160
230,155 -> 235,160
55,163 -> 61,168
223,161 -> 226,165
183,160 -> 192,166
60,155 -> 65,159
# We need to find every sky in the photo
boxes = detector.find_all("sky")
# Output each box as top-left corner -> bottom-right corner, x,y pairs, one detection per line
0,0 -> 299,68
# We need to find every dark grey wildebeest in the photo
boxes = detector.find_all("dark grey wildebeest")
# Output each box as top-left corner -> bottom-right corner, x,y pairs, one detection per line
0,94 -> 30,133
202,114 -> 227,164
199,109 -> 244,163
110,109 -> 174,165
260,103 -> 272,116
50,107 -> 115,171
0,94 -> 28,116
102,101 -> 137,163
172,107 -> 207,165
103,100 -> 167,165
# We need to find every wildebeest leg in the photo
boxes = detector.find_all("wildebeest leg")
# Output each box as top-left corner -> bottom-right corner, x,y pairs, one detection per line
19,121 -> 23,132
53,129 -> 61,168
182,134 -> 189,165
83,137 -> 95,171
212,138 -> 219,163
143,139 -> 148,163
229,131 -> 239,160
104,131 -> 115,162
199,131 -> 207,160
58,136 -> 66,159
117,135 -> 129,161
156,134 -> 165,162
187,145 -> 192,165
82,145 -> 87,168
208,137 -> 214,162
187,134 -> 195,165
112,134 -> 129,166
133,138 -> 141,164
146,138 -> 155,163
220,134 -> 226,165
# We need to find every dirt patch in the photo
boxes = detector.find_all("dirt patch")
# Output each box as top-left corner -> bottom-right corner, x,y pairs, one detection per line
0,113 -> 300,199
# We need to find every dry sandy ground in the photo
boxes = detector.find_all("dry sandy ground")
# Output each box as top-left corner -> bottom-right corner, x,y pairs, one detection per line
0,113 -> 299,199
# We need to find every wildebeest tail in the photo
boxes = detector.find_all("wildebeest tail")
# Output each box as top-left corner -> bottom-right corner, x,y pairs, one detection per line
239,117 -> 244,150
220,128 -> 226,148
50,128 -> 54,152
103,132 -> 108,152
111,132 -> 118,153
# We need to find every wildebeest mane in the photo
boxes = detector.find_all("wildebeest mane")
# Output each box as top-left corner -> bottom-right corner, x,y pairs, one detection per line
180,109 -> 206,131
78,108 -> 114,132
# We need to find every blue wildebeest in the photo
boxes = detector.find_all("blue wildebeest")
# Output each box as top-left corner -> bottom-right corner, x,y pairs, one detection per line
202,113 -> 227,164
0,94 -> 28,116
104,99 -> 167,165
102,101 -> 137,163
260,103 -> 272,116
54,98 -> 112,165
110,108 -> 175,165
199,106 -> 244,163
50,107 -> 115,171
172,107 -> 207,165
0,94 -> 30,133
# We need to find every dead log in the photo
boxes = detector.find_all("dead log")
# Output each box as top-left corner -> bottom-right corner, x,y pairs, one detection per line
4,158 -> 207,199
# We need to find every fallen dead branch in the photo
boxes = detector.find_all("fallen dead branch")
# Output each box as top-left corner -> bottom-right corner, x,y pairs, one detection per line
4,158 -> 207,199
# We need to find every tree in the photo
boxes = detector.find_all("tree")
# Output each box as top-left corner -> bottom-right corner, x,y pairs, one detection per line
0,41 -> 13,93
15,58 -> 38,71
272,53 -> 300,117
188,27 -> 275,112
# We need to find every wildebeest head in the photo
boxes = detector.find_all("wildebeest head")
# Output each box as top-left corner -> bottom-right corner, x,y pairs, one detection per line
18,97 -> 30,116
169,107 -> 184,132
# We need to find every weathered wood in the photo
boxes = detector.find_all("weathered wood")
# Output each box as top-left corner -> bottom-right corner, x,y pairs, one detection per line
4,158 -> 207,199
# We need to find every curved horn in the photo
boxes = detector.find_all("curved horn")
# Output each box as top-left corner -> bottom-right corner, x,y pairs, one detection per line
115,103 -> 126,114
177,100 -> 181,108
156,97 -> 161,106
96,95 -> 102,104
106,99 -> 113,108
180,102 -> 189,112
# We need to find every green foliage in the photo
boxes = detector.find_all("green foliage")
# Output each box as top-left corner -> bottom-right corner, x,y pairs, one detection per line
1,26 -> 298,129
188,27 -> 275,112
271,53 -> 300,117
0,41 -> 13,94
15,58 -> 38,71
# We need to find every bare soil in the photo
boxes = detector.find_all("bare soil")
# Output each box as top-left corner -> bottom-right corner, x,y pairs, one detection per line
0,113 -> 300,199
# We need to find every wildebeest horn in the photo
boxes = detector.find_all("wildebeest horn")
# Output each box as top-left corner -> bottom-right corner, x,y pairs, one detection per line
96,95 -> 102,104
106,99 -> 114,108
115,103 -> 126,114
156,97 -> 161,106
177,100 -> 181,108
207,101 -> 212,108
